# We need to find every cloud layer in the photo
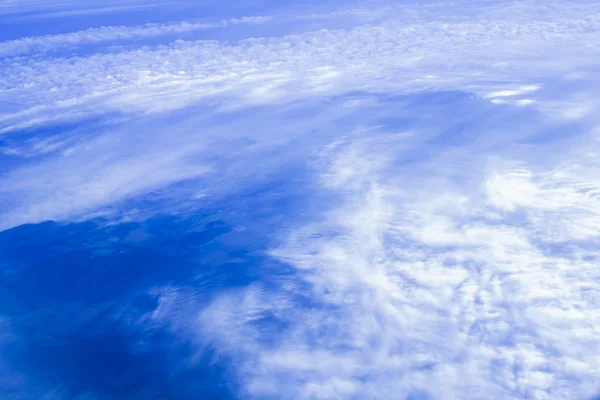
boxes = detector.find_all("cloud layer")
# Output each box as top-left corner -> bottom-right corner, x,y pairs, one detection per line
1,1 -> 600,399
1,1 -> 599,133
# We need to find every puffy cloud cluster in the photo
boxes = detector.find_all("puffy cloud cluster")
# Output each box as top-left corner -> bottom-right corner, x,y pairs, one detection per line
1,1 -> 599,133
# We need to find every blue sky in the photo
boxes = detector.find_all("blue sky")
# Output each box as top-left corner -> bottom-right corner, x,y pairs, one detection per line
1,0 -> 600,399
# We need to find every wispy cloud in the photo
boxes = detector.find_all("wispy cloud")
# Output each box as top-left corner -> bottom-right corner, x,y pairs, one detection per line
0,0 -> 164,16
0,94 -> 361,230
159,116 -> 600,399
0,116 -> 211,229
0,16 -> 272,58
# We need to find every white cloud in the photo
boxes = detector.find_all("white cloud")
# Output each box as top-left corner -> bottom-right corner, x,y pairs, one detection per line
162,126 -> 600,399
486,85 -> 541,99
0,94 -> 366,229
1,1 -> 599,133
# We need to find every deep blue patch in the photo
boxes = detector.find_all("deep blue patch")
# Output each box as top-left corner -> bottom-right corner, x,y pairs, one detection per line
0,150 -> 316,399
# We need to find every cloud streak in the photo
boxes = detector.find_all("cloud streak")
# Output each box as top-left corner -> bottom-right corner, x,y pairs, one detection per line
0,16 -> 272,58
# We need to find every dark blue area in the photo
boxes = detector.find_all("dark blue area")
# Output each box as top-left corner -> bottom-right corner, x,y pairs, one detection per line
0,217 -> 237,398
0,153 -> 312,399
0,202 -> 298,399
